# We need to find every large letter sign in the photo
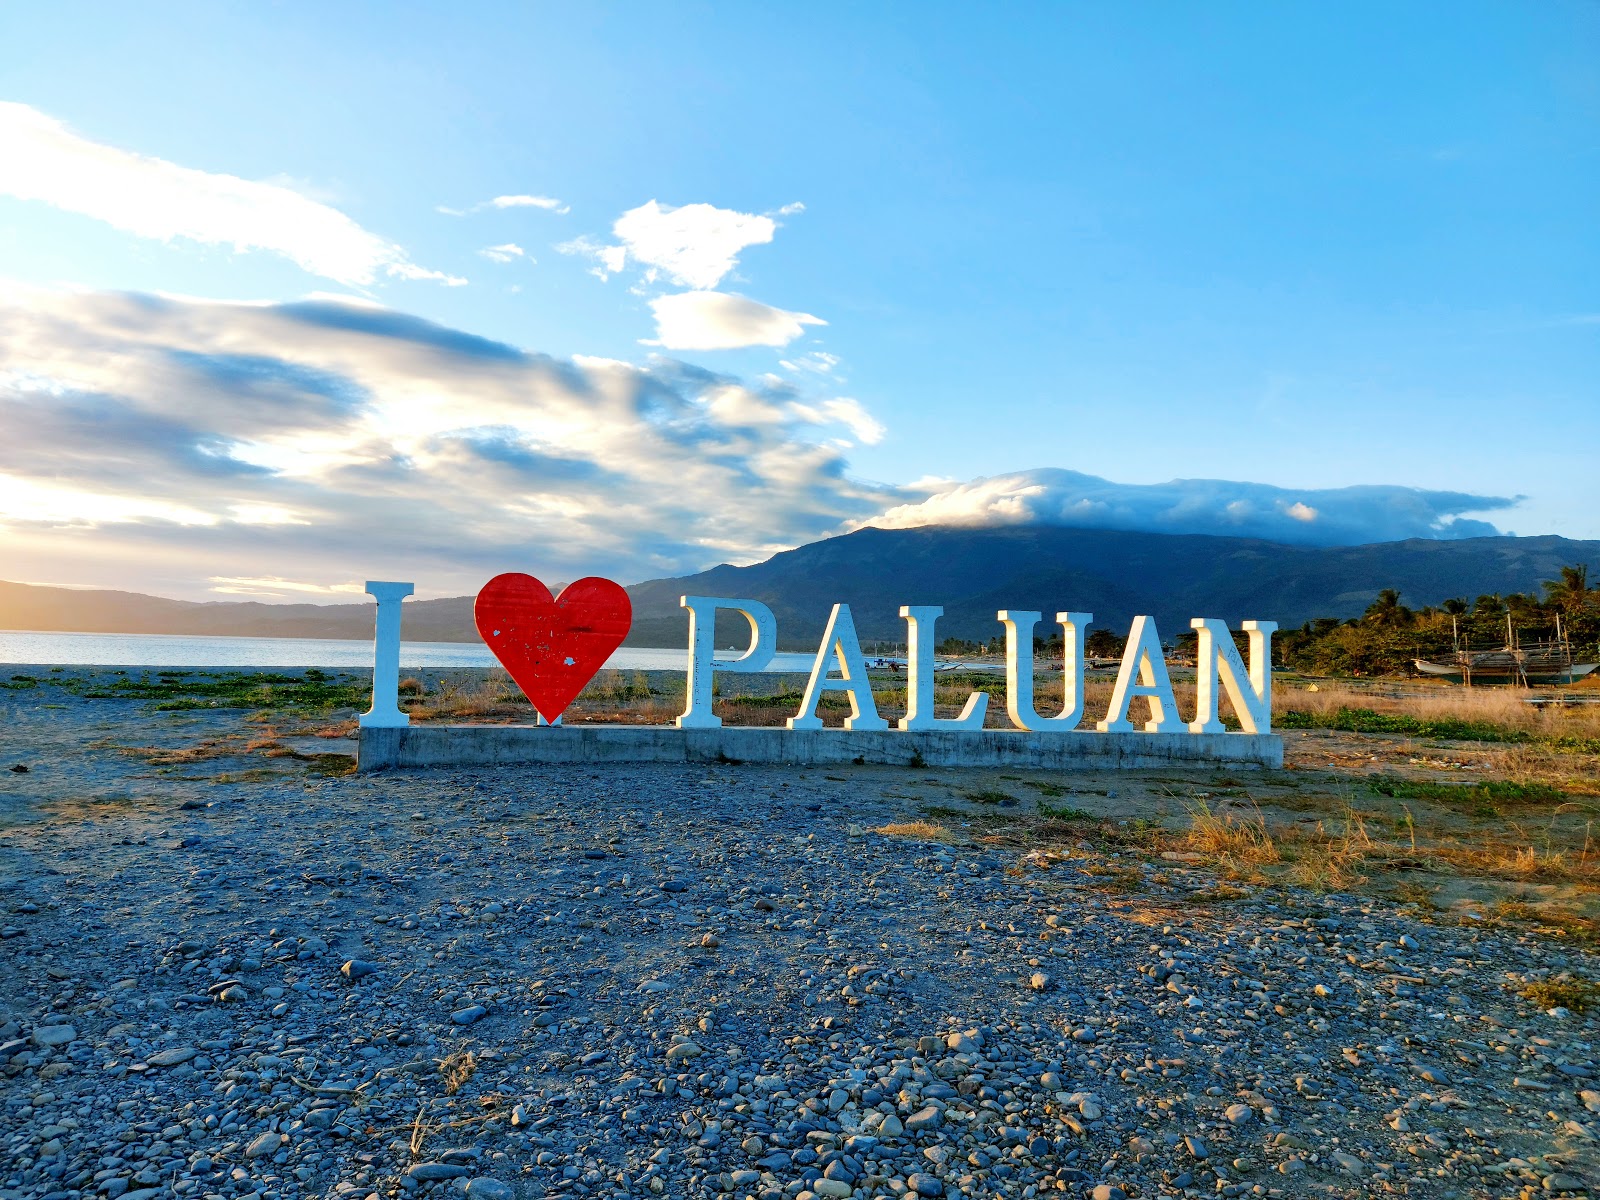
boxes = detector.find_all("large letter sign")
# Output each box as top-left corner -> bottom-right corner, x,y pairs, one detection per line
1097,615 -> 1184,733
474,573 -> 632,724
360,580 -> 414,729
361,569 -> 1283,772
898,606 -> 987,731
788,604 -> 888,731
999,610 -> 1092,732
1189,618 -> 1277,734
677,595 -> 778,729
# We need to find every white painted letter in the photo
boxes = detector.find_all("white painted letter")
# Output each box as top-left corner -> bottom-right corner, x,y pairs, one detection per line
898,606 -> 986,731
676,595 -> 778,729
1096,615 -> 1184,733
360,580 -> 414,728
788,604 -> 888,731
999,610 -> 1092,731
1189,618 -> 1277,734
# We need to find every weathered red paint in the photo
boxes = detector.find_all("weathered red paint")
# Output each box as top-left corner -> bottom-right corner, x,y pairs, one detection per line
473,573 -> 633,723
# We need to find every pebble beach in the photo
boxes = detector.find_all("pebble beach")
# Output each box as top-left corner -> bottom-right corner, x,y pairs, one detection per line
1,668 -> 1596,1200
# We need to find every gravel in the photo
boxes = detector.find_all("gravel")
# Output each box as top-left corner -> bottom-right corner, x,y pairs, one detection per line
0,671 -> 1596,1199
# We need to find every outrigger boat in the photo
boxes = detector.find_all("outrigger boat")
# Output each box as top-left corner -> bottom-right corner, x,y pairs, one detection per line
1413,614 -> 1597,685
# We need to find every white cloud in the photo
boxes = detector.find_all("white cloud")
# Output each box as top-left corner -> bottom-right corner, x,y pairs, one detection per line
556,235 -> 628,280
208,575 -> 364,597
478,243 -> 528,264
779,350 -> 842,378
871,468 -> 1511,546
489,194 -> 567,212
559,199 -> 790,289
789,397 -> 886,445
0,102 -> 459,287
612,200 -> 776,288
0,286 -> 895,596
646,291 -> 825,351
439,194 -> 569,216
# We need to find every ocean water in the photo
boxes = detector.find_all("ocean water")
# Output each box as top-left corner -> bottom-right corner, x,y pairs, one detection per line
0,629 -> 821,672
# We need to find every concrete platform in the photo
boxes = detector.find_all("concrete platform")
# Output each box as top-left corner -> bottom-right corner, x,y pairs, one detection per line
358,724 -> 1282,771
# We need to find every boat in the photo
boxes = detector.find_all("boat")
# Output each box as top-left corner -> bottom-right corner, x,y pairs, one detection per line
1412,651 -> 1597,685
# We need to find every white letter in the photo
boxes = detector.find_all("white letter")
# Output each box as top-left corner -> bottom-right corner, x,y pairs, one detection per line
1189,618 -> 1278,734
360,580 -> 414,728
788,604 -> 888,731
1000,610 -> 1092,731
1096,615 -> 1183,733
676,595 -> 778,729
898,606 -> 986,731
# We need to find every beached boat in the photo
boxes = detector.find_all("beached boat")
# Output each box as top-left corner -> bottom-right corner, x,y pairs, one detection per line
1413,645 -> 1597,685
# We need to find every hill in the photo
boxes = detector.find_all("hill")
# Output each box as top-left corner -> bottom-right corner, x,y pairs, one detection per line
4,526 -> 1595,650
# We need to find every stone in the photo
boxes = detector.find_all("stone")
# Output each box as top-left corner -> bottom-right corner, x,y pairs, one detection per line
665,1041 -> 702,1064
465,1180 -> 514,1200
408,1163 -> 470,1181
145,1047 -> 197,1067
342,959 -> 379,981
451,1005 -> 488,1025
905,1105 -> 943,1132
1224,1103 -> 1254,1125
245,1132 -> 281,1159
30,1024 -> 76,1048
907,1173 -> 943,1196
812,1181 -> 852,1199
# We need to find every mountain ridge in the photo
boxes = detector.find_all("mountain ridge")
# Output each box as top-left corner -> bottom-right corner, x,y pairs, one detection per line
3,526 -> 1595,651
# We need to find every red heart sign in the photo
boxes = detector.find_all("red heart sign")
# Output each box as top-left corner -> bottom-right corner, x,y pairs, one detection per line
474,573 -> 633,723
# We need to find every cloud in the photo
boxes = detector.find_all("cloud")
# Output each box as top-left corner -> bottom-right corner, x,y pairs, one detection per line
438,194 -> 569,216
790,398 -> 886,446
0,102 -> 463,287
645,291 -> 826,351
478,243 -> 528,264
872,468 -> 1512,546
0,287 -> 1518,600
557,199 -> 789,289
0,285 -> 897,597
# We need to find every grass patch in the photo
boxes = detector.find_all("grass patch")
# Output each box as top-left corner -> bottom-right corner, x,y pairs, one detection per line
875,820 -> 958,843
964,789 -> 1015,806
1277,706 -> 1522,743
1038,802 -> 1094,820
2,675 -> 38,690
1519,976 -> 1599,1013
73,669 -> 366,712
1369,775 -> 1574,806
1025,780 -> 1068,798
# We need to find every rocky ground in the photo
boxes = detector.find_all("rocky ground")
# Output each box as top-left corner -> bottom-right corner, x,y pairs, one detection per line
1,668 -> 1597,1200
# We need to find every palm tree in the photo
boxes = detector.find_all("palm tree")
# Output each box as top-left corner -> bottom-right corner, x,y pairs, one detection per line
1542,565 -> 1594,616
1364,588 -> 1411,628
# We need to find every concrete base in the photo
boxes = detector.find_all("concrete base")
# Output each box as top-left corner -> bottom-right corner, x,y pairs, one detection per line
358,724 -> 1282,772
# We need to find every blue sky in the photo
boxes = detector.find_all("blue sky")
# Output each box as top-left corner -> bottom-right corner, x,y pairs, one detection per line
0,2 -> 1596,598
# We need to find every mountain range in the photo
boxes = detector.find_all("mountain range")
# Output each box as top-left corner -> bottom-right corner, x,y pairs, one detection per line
3,526 -> 1595,650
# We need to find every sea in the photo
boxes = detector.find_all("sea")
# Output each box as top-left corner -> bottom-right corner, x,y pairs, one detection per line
0,629 -> 821,672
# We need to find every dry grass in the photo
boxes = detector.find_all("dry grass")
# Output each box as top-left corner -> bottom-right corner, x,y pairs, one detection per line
439,1050 -> 478,1096
1275,679 -> 1600,741
874,820 -> 958,843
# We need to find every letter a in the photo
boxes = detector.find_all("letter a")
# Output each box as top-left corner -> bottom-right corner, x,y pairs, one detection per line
788,604 -> 888,731
1097,615 -> 1184,733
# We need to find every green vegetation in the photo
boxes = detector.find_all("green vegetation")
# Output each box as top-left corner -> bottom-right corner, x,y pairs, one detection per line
1277,565 -> 1599,677
3,674 -> 39,689
1277,705 -> 1600,755
1037,801 -> 1094,820
1368,774 -> 1574,806
963,788 -> 1015,805
1520,976 -> 1599,1014
70,669 -> 367,712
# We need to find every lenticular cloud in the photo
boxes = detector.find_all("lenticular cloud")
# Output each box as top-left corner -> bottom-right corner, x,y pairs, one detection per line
875,468 -> 1512,546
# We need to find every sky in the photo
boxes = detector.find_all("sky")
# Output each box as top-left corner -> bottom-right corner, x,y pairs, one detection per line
0,2 -> 1596,600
